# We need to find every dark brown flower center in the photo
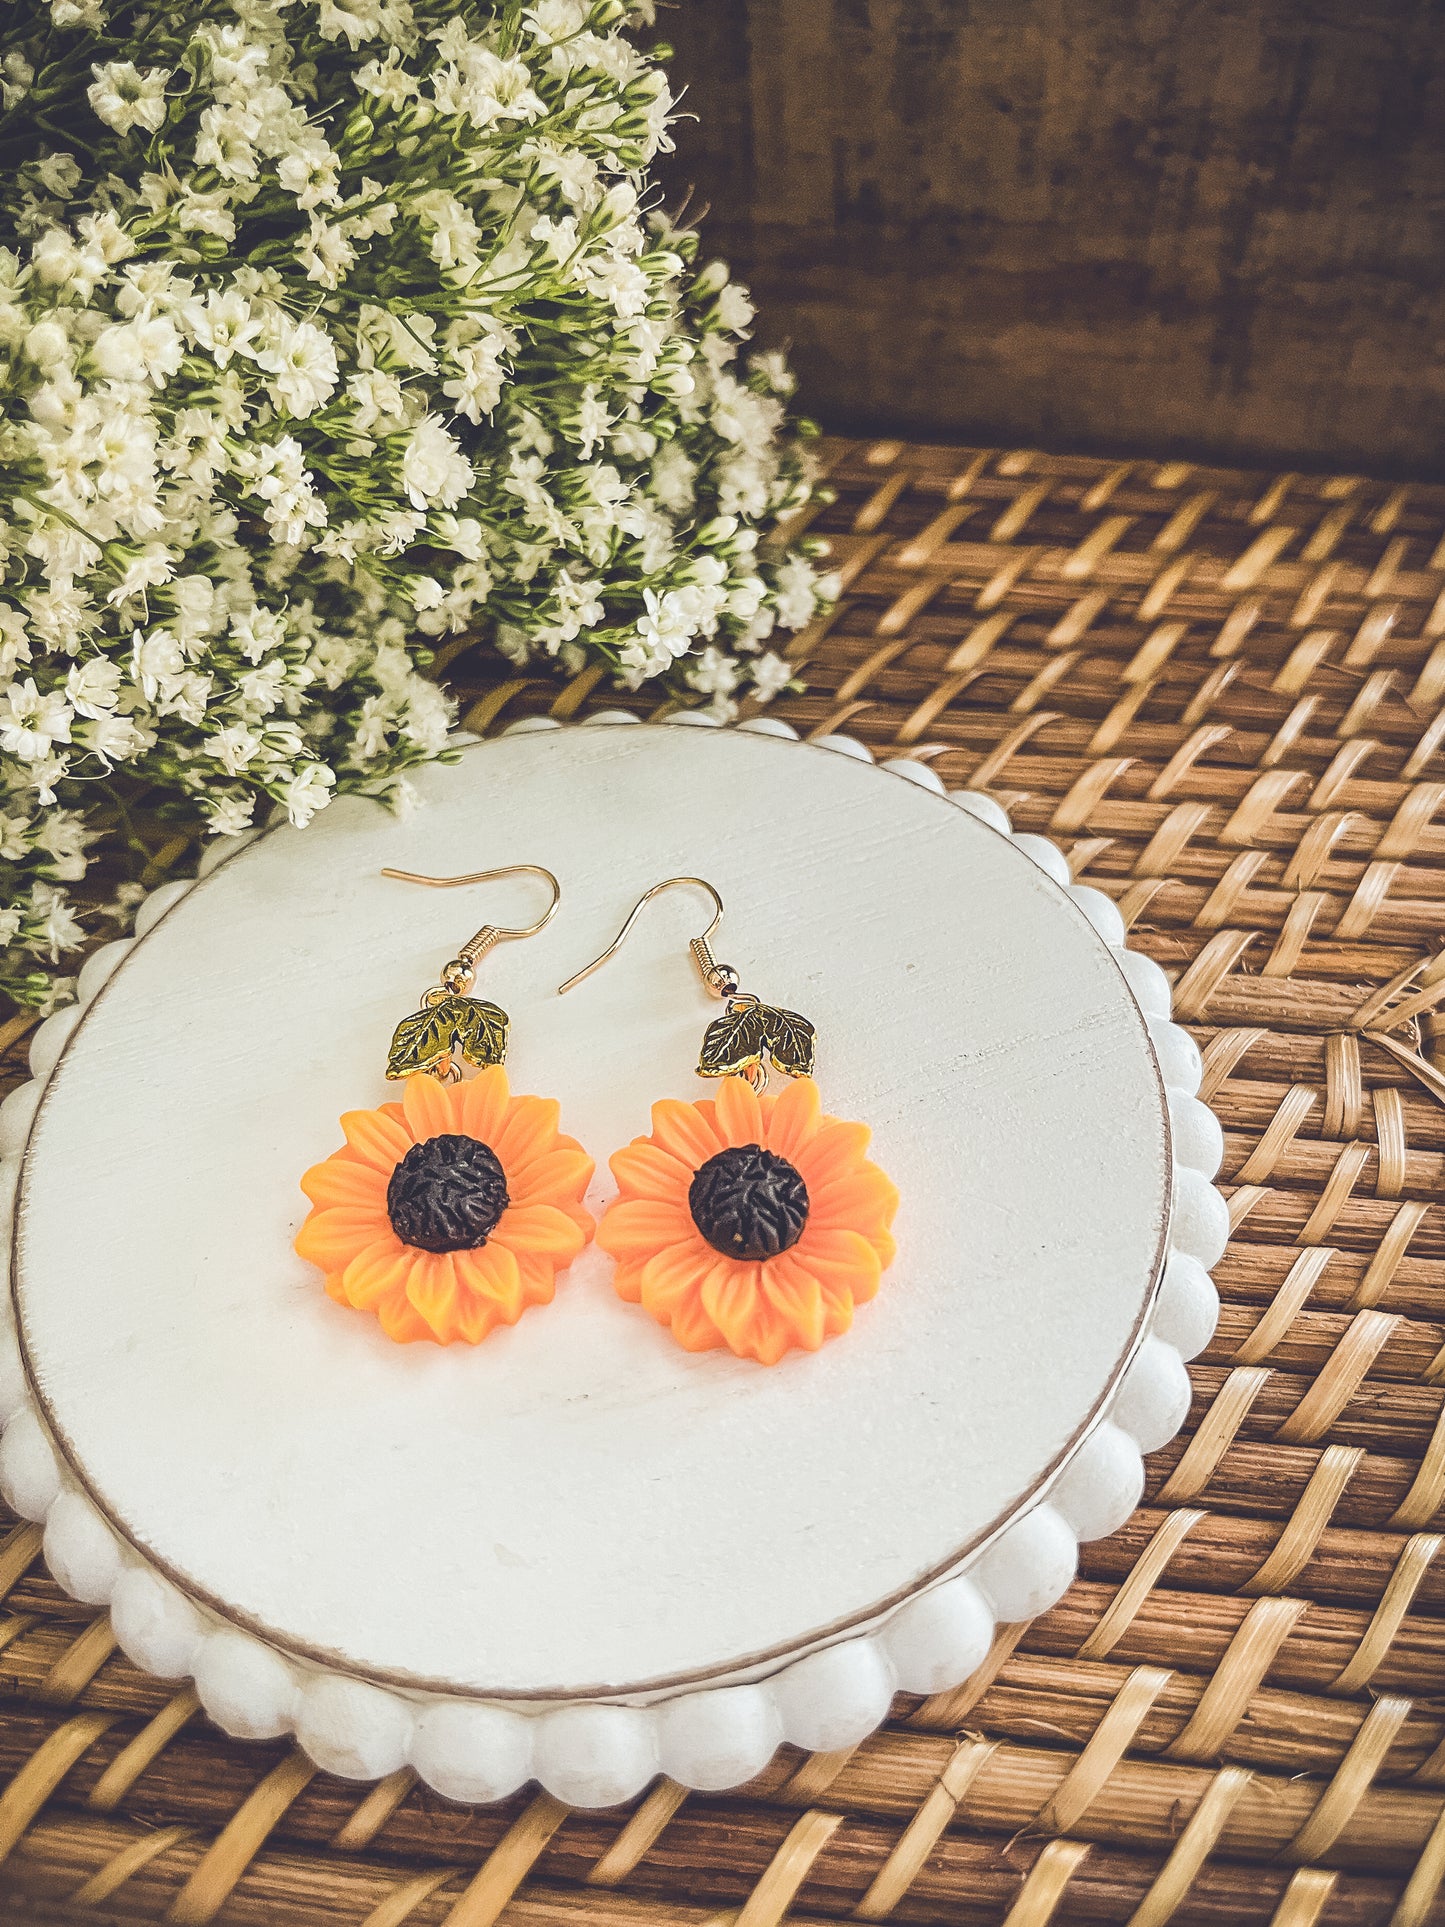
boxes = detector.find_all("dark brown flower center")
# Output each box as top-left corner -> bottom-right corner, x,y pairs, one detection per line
386,1134 -> 509,1253
688,1144 -> 809,1261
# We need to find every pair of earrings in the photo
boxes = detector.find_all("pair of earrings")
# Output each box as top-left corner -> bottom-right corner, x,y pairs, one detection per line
294,866 -> 899,1366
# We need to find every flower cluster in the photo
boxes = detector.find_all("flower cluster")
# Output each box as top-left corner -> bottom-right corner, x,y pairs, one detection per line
0,0 -> 829,1012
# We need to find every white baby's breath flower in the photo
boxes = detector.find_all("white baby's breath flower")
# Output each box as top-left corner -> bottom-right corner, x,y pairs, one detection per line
772,553 -> 822,631
356,51 -> 421,107
749,651 -> 794,701
65,657 -> 122,718
277,140 -> 343,213
0,678 -> 72,759
194,103 -> 260,182
257,318 -> 340,417
523,0 -> 590,43
457,50 -> 546,129
106,546 -> 175,605
188,288 -> 262,367
442,337 -> 508,423
26,881 -> 84,959
175,188 -> 237,245
572,384 -> 612,459
51,0 -> 107,30
2,52 -> 34,112
87,61 -> 170,135
416,190 -> 481,272
128,627 -> 184,700
31,231 -> 87,290
0,0 -> 822,1014
401,415 -> 474,510
299,217 -> 357,289
31,809 -> 91,881
431,513 -> 486,560
35,154 -> 83,200
92,315 -> 183,385
209,723 -> 262,773
716,284 -> 756,334
205,791 -> 258,837
282,762 -> 336,828
80,714 -> 151,763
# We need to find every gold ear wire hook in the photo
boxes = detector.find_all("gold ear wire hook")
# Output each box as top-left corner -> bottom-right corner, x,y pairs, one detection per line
382,863 -> 561,975
557,876 -> 737,998
379,865 -> 559,1082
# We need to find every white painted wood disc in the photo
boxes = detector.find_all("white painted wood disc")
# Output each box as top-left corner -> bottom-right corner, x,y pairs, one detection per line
13,723 -> 1170,1701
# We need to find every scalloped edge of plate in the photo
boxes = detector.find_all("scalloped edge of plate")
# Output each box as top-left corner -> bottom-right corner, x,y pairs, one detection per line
0,713 -> 1223,1805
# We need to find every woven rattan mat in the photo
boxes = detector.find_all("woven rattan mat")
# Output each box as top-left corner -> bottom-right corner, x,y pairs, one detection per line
5,437 -> 1445,1924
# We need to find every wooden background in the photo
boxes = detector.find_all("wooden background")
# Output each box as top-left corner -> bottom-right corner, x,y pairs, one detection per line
660,0 -> 1445,477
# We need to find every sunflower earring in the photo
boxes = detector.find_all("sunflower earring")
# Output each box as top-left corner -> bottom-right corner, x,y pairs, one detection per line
559,878 -> 899,1366
295,864 -> 595,1346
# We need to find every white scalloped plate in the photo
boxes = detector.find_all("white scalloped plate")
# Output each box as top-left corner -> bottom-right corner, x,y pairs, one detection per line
0,718 -> 1223,1804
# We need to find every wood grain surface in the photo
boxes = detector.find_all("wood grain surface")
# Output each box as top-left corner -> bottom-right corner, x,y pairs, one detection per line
661,0 -> 1445,475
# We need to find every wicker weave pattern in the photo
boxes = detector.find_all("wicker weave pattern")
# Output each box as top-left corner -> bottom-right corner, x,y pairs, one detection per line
4,437 -> 1445,1923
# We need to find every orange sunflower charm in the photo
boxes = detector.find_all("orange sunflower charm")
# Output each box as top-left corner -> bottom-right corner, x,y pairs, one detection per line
294,863 -> 594,1345
599,1073 -> 897,1364
561,876 -> 900,1366
297,1068 -> 594,1345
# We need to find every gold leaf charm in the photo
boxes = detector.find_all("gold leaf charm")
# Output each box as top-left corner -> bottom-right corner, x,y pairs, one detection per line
386,995 -> 510,1080
699,1001 -> 768,1079
760,1005 -> 816,1078
698,1002 -> 816,1081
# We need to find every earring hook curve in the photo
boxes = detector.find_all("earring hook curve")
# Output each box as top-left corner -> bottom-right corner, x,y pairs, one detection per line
557,876 -> 728,995
382,862 -> 561,965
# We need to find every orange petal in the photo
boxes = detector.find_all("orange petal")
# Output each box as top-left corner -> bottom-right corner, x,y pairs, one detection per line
509,1147 -> 595,1208
492,1202 -> 589,1262
300,1158 -> 388,1211
376,1291 -> 435,1343
459,1240 -> 524,1321
404,1251 -> 463,1339
512,1251 -> 558,1312
340,1106 -> 414,1171
669,1284 -> 727,1352
296,1206 -> 389,1271
608,1139 -> 694,1204
597,1198 -> 694,1261
552,1198 -> 597,1239
809,1165 -> 900,1235
747,1300 -> 798,1366
792,1226 -> 884,1306
611,1258 -> 646,1305
714,1076 -> 763,1148
460,1065 -> 511,1143
763,1076 -> 822,1161
340,1237 -> 412,1310
649,1097 -> 722,1169
794,1118 -> 872,1190
701,1261 -> 763,1341
492,1093 -> 563,1172
761,1253 -> 827,1351
638,1235 -> 713,1318
815,1270 -> 856,1336
328,1145 -> 377,1168
402,1073 -> 460,1142
444,1286 -> 506,1346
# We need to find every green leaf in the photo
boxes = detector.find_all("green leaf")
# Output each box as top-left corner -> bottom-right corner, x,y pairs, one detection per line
698,1002 -> 768,1079
760,1005 -> 816,1078
386,996 -> 509,1079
